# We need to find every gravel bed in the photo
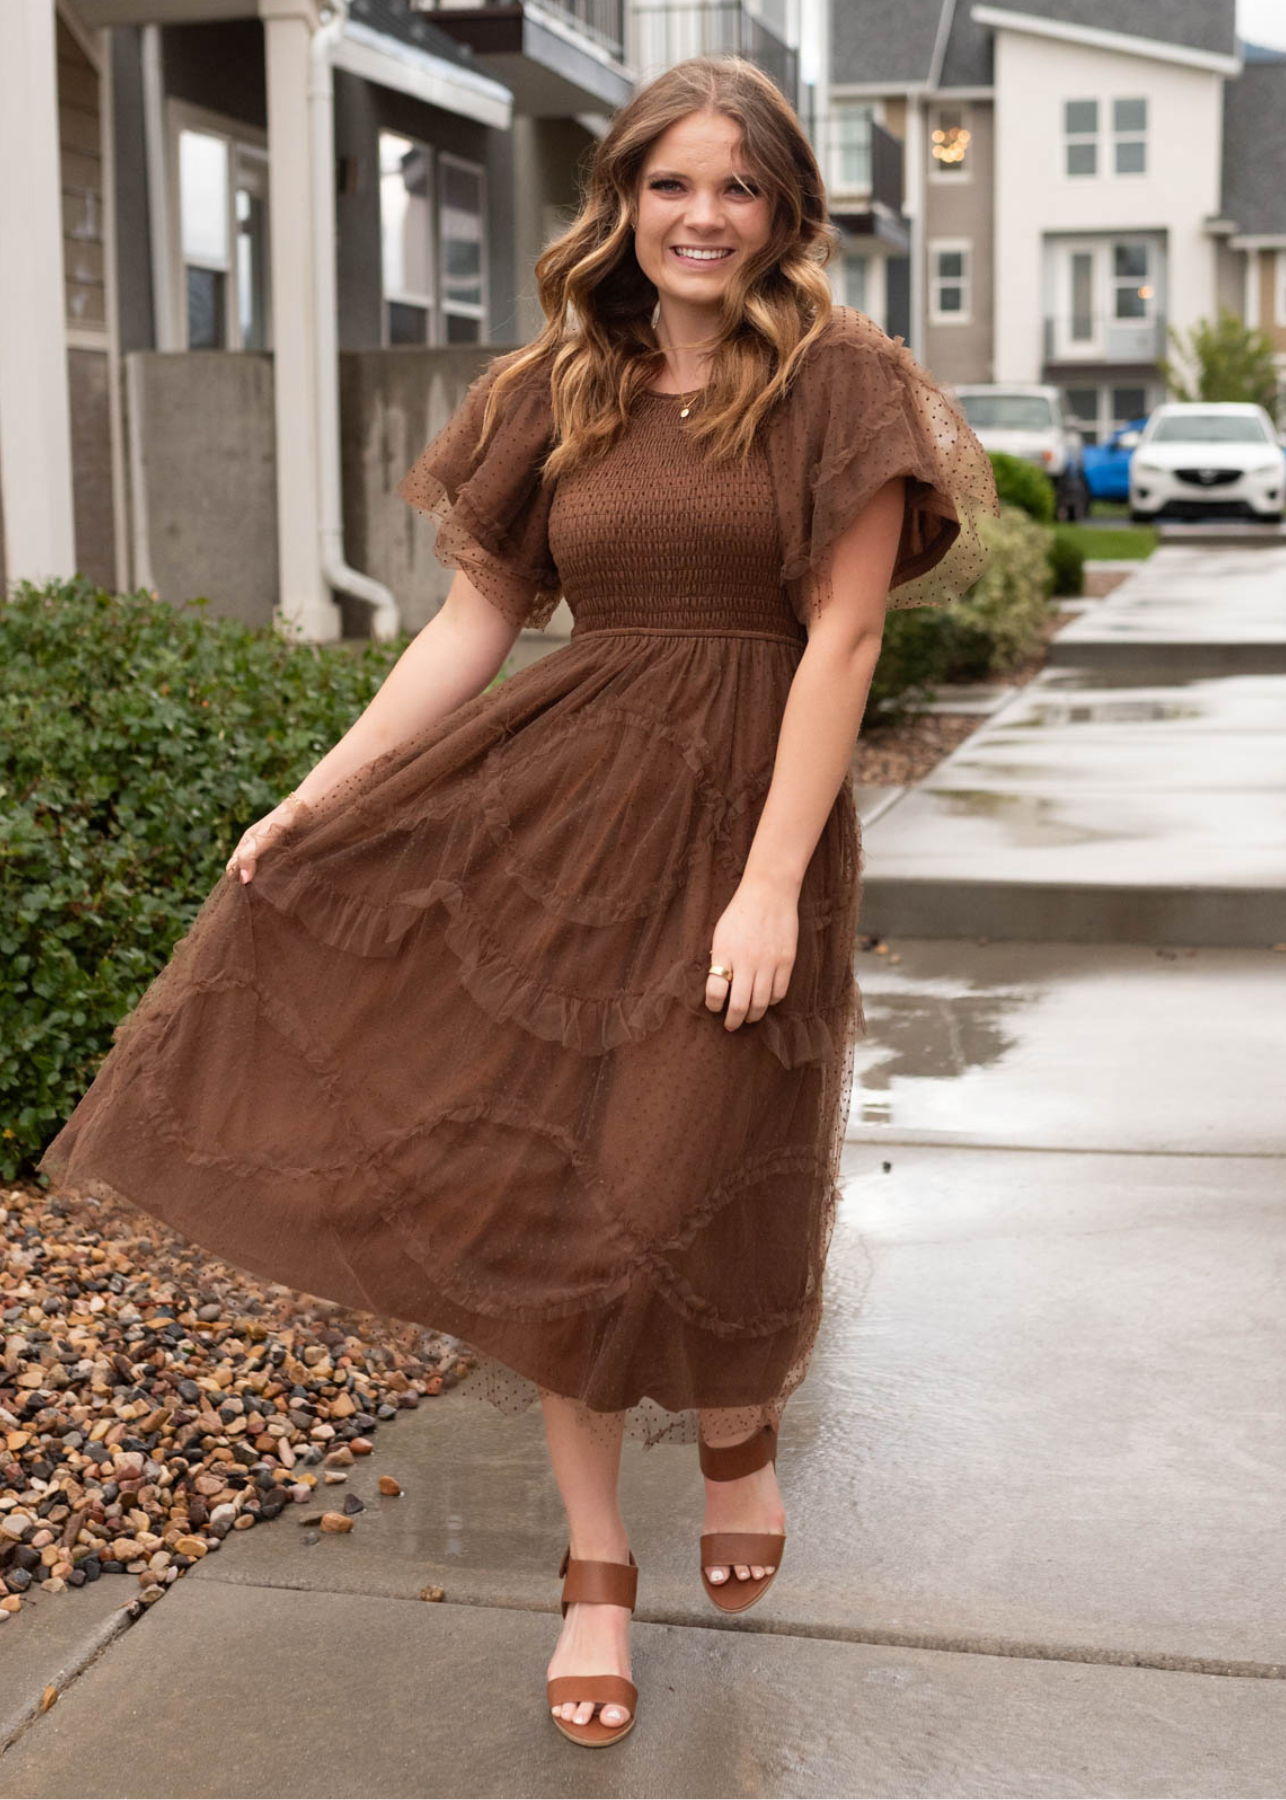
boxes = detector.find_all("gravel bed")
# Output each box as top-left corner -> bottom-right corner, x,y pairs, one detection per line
1,1181 -> 471,1625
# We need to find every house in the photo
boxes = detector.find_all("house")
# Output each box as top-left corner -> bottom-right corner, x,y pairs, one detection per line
0,0 -> 804,642
824,0 -> 1286,444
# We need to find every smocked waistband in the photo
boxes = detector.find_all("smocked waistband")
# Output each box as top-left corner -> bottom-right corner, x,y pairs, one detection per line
569,622 -> 806,648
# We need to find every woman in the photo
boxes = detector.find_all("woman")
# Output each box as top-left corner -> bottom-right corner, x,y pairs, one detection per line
40,57 -> 997,1747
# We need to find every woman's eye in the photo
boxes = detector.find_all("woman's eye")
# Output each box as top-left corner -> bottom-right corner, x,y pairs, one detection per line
647,178 -> 761,197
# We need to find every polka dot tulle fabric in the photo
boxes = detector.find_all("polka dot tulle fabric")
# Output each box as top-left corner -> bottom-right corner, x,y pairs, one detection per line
40,307 -> 998,1451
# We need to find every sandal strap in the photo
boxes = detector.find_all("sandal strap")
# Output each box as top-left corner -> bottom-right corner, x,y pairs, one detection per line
698,1421 -> 778,1482
558,1546 -> 638,1615
546,1674 -> 637,1712
700,1531 -> 786,1566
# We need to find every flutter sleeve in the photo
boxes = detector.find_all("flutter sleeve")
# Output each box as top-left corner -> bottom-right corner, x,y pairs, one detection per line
769,306 -> 1001,625
396,347 -> 563,632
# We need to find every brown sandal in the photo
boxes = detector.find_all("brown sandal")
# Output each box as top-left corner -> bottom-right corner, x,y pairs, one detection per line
546,1546 -> 639,1748
698,1421 -> 787,1614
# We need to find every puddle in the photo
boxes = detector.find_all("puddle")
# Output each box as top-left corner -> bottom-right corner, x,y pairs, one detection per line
853,993 -> 1025,1092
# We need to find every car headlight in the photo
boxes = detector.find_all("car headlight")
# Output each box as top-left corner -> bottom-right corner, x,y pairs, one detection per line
1248,458 -> 1284,475
1133,460 -> 1164,475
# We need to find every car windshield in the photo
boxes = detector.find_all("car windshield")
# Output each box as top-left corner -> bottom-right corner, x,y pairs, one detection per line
1149,414 -> 1273,445
958,395 -> 1053,431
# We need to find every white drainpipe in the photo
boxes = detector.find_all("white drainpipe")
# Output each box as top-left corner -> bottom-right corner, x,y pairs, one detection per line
309,1 -> 401,640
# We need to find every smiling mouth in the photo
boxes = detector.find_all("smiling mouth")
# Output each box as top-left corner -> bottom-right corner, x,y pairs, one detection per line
670,246 -> 734,264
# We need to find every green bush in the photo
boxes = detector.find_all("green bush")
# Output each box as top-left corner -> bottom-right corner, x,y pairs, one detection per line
868,504 -> 1055,714
1048,525 -> 1086,596
989,451 -> 1057,524
0,578 -> 408,1180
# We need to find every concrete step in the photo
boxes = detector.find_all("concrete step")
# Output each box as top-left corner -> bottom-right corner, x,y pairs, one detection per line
1048,544 -> 1286,676
859,667 -> 1286,947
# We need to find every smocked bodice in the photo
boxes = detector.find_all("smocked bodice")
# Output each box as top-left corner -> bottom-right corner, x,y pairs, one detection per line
549,391 -> 806,644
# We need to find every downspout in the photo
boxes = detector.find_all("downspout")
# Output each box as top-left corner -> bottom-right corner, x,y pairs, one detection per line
309,0 -> 401,640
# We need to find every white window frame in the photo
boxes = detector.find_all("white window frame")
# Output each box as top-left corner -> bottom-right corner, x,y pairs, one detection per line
1111,95 -> 1148,177
165,99 -> 270,353
437,150 -> 489,343
928,238 -> 971,325
829,99 -> 880,196
1063,97 -> 1099,179
928,103 -> 972,185
380,129 -> 436,347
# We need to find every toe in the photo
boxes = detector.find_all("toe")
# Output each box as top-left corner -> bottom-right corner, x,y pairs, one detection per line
574,1700 -> 595,1726
707,1565 -> 729,1583
602,1705 -> 629,1728
734,1563 -> 751,1580
751,1565 -> 764,1579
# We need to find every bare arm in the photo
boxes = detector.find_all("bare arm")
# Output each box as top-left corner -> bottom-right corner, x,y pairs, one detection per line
228,573 -> 521,881
708,475 -> 906,1028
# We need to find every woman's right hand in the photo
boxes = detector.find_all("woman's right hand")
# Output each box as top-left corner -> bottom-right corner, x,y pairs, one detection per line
225,793 -> 308,884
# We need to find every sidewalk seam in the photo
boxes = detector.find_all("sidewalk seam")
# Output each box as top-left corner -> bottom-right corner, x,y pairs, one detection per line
0,1605 -> 133,1758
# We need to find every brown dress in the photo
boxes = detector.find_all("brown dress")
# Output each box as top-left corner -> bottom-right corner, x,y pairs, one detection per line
39,306 -> 998,1448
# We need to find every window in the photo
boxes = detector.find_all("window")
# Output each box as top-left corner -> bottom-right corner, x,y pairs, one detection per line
1277,250 -> 1286,327
929,105 -> 971,180
1065,386 -> 1101,446
380,132 -> 434,345
929,241 -> 970,324
439,155 -> 487,343
1112,241 -> 1153,322
379,138 -> 488,346
1113,97 -> 1147,175
1064,99 -> 1098,177
174,117 -> 271,351
844,251 -> 869,312
833,101 -> 875,191
1112,385 -> 1148,430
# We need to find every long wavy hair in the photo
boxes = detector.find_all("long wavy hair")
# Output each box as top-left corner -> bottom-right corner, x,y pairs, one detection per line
477,56 -> 840,479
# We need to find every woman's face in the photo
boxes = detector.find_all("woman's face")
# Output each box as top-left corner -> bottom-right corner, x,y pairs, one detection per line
633,109 -> 773,307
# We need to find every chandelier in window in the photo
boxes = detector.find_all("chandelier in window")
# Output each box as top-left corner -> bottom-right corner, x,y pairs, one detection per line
931,122 -> 971,165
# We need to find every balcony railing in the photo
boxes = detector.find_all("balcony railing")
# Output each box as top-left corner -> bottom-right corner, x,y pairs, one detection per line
1043,311 -> 1168,365
426,0 -> 628,61
817,114 -> 903,214
630,2 -> 799,107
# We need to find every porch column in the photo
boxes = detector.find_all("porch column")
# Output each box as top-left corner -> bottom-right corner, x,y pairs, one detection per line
0,0 -> 77,585
261,0 -> 340,641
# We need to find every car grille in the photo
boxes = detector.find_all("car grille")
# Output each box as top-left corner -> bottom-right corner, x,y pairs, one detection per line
1174,467 -> 1242,488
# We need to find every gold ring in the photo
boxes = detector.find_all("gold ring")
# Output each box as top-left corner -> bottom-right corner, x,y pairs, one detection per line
708,964 -> 733,982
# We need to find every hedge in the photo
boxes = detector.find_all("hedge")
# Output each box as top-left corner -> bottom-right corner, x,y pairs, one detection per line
0,580 -> 407,1180
867,502 -> 1055,714
4,534 -> 1052,1175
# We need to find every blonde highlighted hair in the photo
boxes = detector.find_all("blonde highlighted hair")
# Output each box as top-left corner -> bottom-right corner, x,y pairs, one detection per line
476,56 -> 841,478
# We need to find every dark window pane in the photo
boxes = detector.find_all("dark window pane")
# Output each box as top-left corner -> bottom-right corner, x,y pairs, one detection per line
938,285 -> 963,313
1112,386 -> 1146,418
445,312 -> 481,344
387,300 -> 428,345
1114,242 -> 1148,278
1066,387 -> 1099,423
1067,142 -> 1097,176
1115,140 -> 1146,175
1065,99 -> 1097,135
937,250 -> 963,278
186,265 -> 225,348
1115,286 -> 1146,319
1114,97 -> 1147,133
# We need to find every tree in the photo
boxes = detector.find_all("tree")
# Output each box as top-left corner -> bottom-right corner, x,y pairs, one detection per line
1159,305 -> 1282,423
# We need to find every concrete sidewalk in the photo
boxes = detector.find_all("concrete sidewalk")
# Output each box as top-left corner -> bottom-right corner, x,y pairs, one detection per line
859,545 -> 1286,945
2,544 -> 1283,1796
1,934 -> 1283,1797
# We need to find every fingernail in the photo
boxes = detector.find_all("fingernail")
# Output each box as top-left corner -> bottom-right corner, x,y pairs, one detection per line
240,870 -> 250,883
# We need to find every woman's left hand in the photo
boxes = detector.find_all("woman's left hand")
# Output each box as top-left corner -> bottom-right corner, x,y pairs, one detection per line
706,872 -> 799,1030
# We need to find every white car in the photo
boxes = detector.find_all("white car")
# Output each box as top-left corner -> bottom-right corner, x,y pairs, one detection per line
952,384 -> 1090,521
1129,403 -> 1285,524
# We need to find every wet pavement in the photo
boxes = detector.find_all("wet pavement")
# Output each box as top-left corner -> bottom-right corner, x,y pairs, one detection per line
861,546 -> 1286,945
3,544 -> 1283,1795
3,929 -> 1283,1796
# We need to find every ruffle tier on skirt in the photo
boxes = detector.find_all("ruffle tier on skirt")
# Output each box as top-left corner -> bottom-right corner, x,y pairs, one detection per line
39,624 -> 864,1448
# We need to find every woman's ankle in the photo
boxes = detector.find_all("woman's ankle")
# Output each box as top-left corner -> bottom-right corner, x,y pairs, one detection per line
566,1517 -> 631,1563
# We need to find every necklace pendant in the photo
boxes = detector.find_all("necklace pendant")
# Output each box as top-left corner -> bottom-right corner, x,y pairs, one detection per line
679,405 -> 690,418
